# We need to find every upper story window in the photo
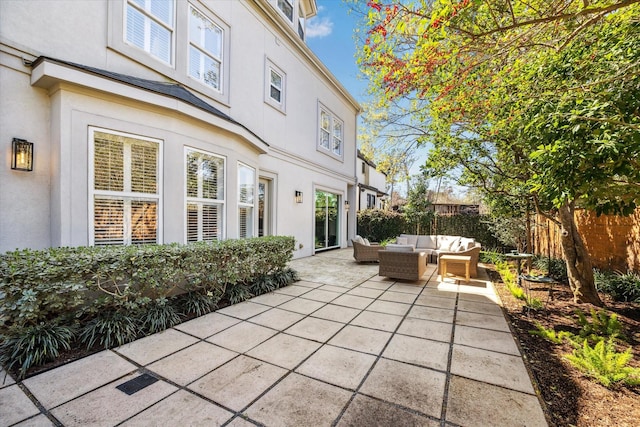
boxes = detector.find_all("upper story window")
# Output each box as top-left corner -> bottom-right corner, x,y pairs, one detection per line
277,0 -> 294,21
265,59 -> 286,112
90,128 -> 162,245
188,5 -> 223,91
125,0 -> 175,65
298,4 -> 305,39
318,104 -> 344,159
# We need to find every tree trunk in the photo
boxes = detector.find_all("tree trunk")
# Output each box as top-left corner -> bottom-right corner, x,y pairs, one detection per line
558,202 -> 603,306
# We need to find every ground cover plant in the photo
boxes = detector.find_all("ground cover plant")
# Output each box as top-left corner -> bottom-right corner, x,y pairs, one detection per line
0,236 -> 297,378
485,252 -> 640,426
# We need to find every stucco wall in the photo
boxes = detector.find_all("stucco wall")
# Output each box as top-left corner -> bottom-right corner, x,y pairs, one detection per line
533,209 -> 640,273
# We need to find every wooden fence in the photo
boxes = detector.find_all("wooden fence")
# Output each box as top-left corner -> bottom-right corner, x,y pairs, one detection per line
532,208 -> 640,273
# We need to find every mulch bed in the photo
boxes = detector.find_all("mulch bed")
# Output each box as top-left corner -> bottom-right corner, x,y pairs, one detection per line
488,267 -> 640,427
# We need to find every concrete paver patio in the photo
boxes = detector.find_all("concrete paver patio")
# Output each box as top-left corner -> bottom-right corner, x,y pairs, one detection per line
0,249 -> 548,426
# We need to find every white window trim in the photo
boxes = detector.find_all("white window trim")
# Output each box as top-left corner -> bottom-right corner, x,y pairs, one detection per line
317,102 -> 344,161
264,58 -> 286,113
188,3 -> 224,92
108,0 -> 231,105
124,0 -> 176,66
184,147 -> 226,243
275,0 -> 295,22
238,162 -> 256,238
88,126 -> 164,245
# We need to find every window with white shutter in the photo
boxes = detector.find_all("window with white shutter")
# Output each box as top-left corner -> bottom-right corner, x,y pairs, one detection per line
185,148 -> 225,242
90,128 -> 161,245
238,163 -> 255,238
125,0 -> 175,64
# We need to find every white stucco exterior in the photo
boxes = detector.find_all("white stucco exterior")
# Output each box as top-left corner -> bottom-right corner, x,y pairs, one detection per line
0,0 -> 360,258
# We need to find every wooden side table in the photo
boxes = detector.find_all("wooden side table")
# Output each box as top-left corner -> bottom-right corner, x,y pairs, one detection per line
440,254 -> 471,283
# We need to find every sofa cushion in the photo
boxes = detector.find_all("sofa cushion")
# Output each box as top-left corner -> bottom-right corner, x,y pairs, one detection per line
399,234 -> 418,247
416,235 -> 437,249
353,235 -> 365,245
363,238 -> 371,245
385,244 -> 415,252
396,237 -> 408,245
460,238 -> 475,250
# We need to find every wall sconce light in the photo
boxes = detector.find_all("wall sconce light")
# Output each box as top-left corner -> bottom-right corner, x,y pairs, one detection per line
344,200 -> 350,211
11,138 -> 34,171
295,190 -> 303,203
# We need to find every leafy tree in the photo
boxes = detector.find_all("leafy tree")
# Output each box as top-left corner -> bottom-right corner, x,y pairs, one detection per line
355,0 -> 640,305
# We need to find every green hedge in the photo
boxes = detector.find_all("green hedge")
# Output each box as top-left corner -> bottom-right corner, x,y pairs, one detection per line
0,236 -> 296,376
356,209 -> 503,248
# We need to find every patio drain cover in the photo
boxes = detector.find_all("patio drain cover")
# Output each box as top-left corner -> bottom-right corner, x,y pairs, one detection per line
116,373 -> 158,395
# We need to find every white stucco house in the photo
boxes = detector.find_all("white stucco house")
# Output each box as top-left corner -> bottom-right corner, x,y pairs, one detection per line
0,0 -> 360,258
356,150 -> 387,211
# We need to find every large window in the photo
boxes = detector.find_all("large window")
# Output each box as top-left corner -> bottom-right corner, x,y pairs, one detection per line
186,149 -> 225,242
238,163 -> 255,238
90,128 -> 161,245
318,105 -> 344,158
125,0 -> 174,64
188,4 -> 223,91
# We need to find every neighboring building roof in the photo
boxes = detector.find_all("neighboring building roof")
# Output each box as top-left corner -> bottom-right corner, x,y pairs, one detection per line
357,149 -> 377,169
31,56 -> 269,148
358,183 -> 388,197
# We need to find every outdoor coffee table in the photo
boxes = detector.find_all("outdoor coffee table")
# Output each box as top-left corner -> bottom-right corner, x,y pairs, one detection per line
440,254 -> 471,283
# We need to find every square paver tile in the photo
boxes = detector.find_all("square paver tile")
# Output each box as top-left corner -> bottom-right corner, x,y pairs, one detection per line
148,341 -> 237,385
388,283 -> 425,294
328,325 -> 392,355
226,416 -> 256,427
350,311 -> 403,332
296,346 -> 376,390
0,384 -> 40,425
366,300 -> 411,316
454,325 -> 520,356
274,285 -> 313,297
285,317 -> 344,342
116,329 -> 199,366
249,292 -> 294,307
248,308 -> 304,330
216,301 -> 271,320
189,356 -> 286,411
455,310 -> 510,332
420,288 -> 457,300
397,317 -> 453,343
174,312 -> 240,339
446,376 -> 547,427
346,286 -> 384,299
450,345 -> 534,394
311,304 -> 361,323
457,291 -> 498,304
51,372 -> 176,426
332,294 -> 374,310
360,358 -> 445,418
13,414 -> 53,427
337,394 -> 439,427
379,290 -> 418,304
1,368 -> 15,388
319,284 -> 350,293
457,299 -> 504,316
295,280 -> 323,288
23,350 -> 136,408
301,288 -> 342,303
244,373 -> 352,426
383,335 -> 449,371
247,333 -> 321,369
207,322 -> 277,353
278,298 -> 326,315
414,294 -> 457,310
407,305 -> 454,323
360,280 -> 393,290
121,390 -> 234,426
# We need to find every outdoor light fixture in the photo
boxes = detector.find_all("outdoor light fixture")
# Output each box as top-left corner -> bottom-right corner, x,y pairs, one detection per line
344,200 -> 350,211
295,191 -> 303,203
11,138 -> 33,171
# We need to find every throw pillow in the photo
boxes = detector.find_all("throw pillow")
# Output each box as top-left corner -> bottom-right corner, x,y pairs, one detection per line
396,237 -> 408,245
353,235 -> 365,245
363,238 -> 371,246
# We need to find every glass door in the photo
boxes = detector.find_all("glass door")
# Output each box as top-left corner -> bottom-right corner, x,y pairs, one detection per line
258,178 -> 271,237
315,190 -> 339,251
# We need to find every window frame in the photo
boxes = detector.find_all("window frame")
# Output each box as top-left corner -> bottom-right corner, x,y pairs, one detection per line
187,3 -> 224,92
276,0 -> 294,22
317,103 -> 344,161
184,147 -> 226,243
88,126 -> 163,246
238,162 -> 256,239
124,0 -> 176,66
265,58 -> 286,113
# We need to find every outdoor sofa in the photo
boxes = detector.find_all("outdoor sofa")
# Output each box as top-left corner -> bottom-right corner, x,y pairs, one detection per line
385,234 -> 482,278
351,235 -> 382,262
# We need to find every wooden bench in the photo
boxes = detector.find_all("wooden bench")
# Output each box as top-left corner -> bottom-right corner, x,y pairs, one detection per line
439,254 -> 471,283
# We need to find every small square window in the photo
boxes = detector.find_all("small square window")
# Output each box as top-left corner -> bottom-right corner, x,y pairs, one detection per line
265,60 -> 286,112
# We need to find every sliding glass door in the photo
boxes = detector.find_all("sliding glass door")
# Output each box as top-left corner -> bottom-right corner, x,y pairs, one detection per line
315,190 -> 339,251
